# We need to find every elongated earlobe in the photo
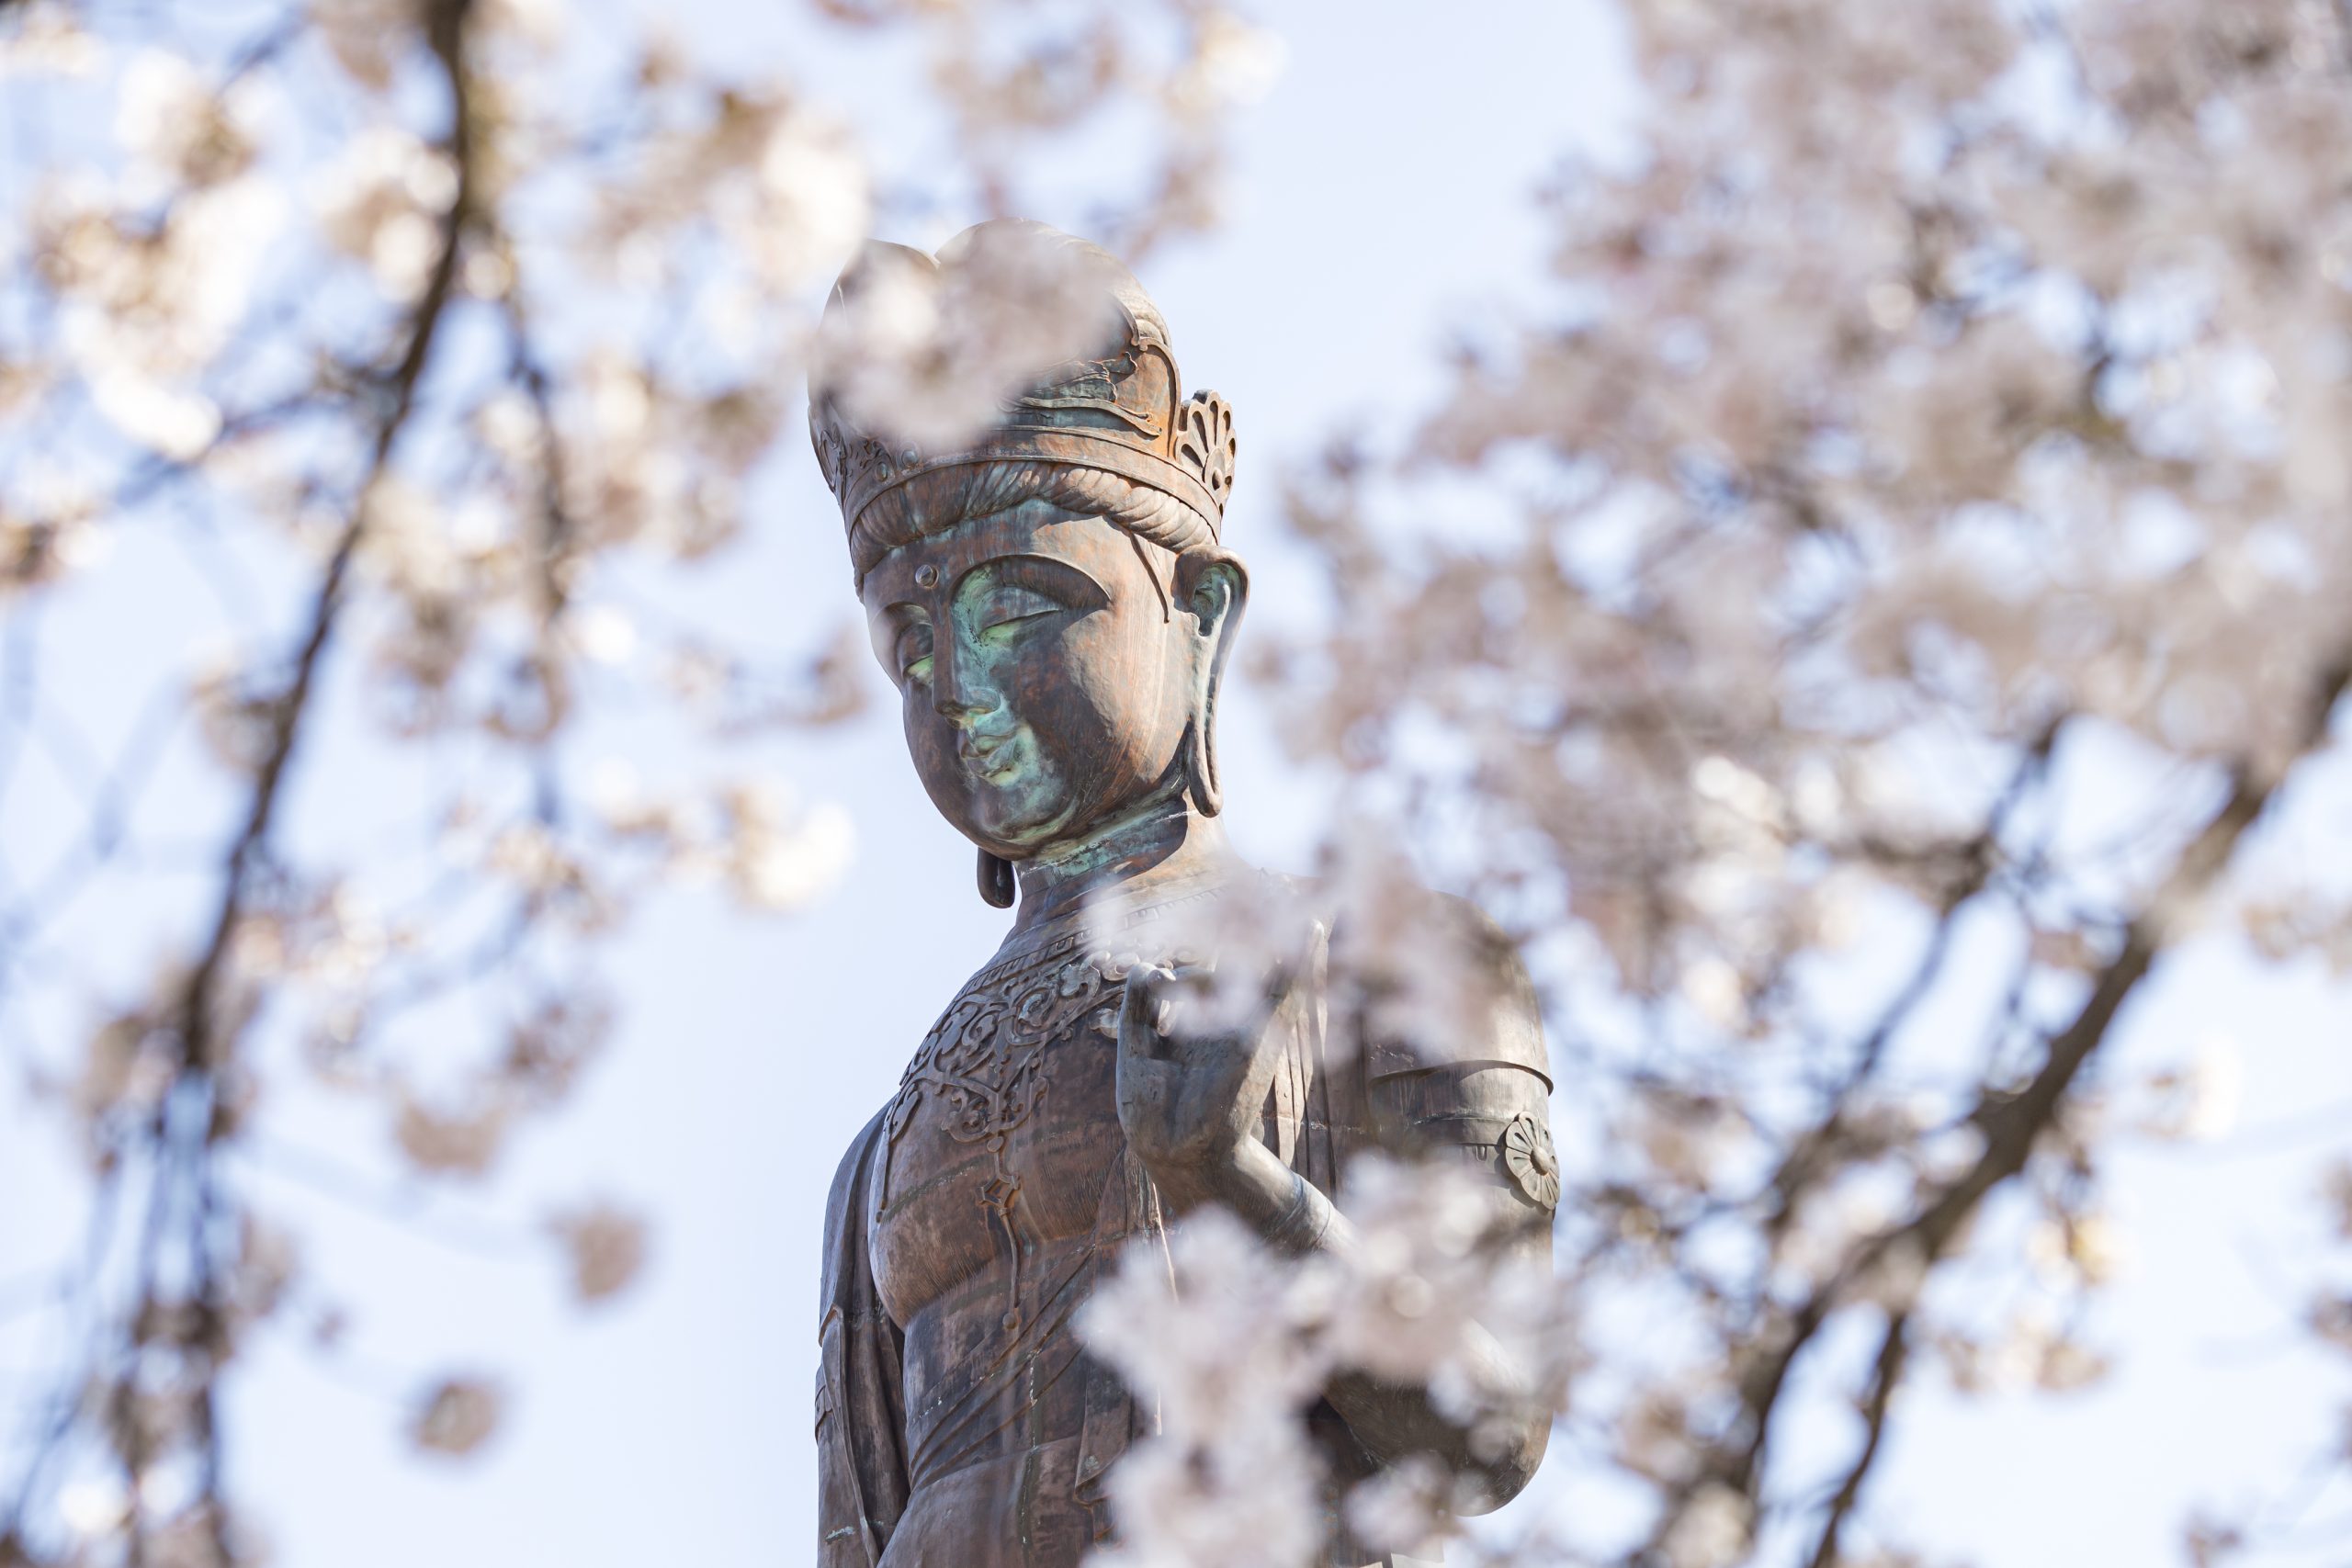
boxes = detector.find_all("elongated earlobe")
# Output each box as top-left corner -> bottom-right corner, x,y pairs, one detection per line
1182,716 -> 1222,817
1174,552 -> 1246,820
978,849 -> 1016,908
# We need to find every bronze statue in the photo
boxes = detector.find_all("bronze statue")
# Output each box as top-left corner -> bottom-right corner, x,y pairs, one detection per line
808,220 -> 1556,1567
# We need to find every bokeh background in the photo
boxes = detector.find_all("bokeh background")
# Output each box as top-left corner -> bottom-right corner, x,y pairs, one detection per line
6,2 -> 2349,1564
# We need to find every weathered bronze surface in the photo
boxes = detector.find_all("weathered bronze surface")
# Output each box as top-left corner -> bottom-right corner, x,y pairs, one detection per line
808,220 -> 1555,1567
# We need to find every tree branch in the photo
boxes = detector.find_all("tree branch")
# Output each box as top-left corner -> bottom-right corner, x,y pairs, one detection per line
107,3 -> 481,1554
1720,651 -> 2350,1537
1806,1307 -> 1912,1568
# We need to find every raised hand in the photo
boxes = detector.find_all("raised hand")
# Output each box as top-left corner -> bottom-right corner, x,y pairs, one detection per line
1114,958 -> 1294,1213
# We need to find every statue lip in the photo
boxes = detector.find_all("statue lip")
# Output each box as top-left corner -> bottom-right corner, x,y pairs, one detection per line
957,728 -> 1022,780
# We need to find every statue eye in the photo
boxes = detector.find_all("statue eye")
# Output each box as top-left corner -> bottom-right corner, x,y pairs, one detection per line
895,624 -> 933,681
973,582 -> 1066,637
948,556 -> 1106,641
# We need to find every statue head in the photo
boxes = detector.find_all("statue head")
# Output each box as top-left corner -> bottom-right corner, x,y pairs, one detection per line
808,220 -> 1246,906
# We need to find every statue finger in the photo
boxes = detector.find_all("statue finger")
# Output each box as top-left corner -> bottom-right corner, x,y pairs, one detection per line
1120,961 -> 1180,1058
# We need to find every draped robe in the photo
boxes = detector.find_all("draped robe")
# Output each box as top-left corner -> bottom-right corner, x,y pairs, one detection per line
815,872 -> 1553,1568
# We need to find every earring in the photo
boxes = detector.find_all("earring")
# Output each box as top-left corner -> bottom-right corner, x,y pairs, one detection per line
978,849 -> 1016,908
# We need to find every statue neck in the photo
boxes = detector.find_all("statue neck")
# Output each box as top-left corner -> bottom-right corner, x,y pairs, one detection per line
1012,794 -> 1235,934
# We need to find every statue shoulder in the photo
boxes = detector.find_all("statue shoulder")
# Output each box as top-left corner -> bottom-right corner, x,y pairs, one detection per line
1332,885 -> 1549,1089
819,1105 -> 892,1319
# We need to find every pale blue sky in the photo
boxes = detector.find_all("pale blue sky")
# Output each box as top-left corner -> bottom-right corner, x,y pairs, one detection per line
5,3 -> 2349,1565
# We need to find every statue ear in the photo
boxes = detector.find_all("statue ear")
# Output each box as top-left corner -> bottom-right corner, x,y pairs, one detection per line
1173,552 -> 1248,818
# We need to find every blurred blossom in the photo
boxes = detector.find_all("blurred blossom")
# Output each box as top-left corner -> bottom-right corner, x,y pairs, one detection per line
393,1089 -> 508,1178
0,3 -> 106,77
40,169 -> 283,457
1321,1156 -> 1541,1417
746,109 -> 870,292
57,1478 -> 128,1540
2317,1161 -> 2352,1244
310,0 -> 417,91
229,1217 -> 300,1330
485,822 -> 592,904
1256,0 -> 2352,1559
591,92 -> 869,309
411,1377 -> 503,1458
2140,1035 -> 2245,1142
0,0 -> 1266,1552
1085,871 -> 1320,1039
312,127 -> 458,302
567,604 -> 639,665
482,0 -> 565,49
359,474 -> 486,599
1167,12 -> 1285,118
1661,1483 -> 1752,1568
190,657 -> 285,776
548,1204 -> 649,1304
816,227 -> 1129,448
1080,1158 -> 1559,1566
2026,1211 -> 2127,1289
1321,823 -> 1494,1061
1080,1210 -> 1329,1568
74,1008 -> 174,1135
115,51 -> 258,192
719,782 -> 855,912
0,509 -> 105,592
1340,1456 -> 1452,1558
22,0 -> 2352,1561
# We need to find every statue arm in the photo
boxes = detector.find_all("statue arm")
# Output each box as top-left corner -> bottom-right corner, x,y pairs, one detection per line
816,1328 -> 870,1568
1175,1046 -> 1555,1512
816,1112 -> 910,1566
1335,1059 -> 1554,1510
1118,894 -> 1556,1512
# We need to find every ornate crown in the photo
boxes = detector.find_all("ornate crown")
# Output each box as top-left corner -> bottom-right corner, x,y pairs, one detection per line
808,220 -> 1238,544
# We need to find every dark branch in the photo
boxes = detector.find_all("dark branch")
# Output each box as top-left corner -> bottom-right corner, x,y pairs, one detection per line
1715,652 -> 2351,1540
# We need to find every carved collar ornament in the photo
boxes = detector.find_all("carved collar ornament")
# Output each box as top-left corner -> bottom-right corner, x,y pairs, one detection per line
807,219 -> 1238,561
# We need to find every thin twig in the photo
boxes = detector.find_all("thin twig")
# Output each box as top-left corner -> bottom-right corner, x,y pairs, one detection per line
1805,1307 -> 1912,1568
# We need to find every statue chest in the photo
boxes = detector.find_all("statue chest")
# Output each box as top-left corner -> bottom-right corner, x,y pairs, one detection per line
867,939 -> 1131,1334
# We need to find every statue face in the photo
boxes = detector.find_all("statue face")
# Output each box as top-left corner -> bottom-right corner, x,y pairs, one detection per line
861,499 -> 1231,858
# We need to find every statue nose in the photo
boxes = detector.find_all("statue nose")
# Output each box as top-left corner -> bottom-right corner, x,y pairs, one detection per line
931,647 -> 985,722
934,691 -> 989,721
930,637 -> 994,722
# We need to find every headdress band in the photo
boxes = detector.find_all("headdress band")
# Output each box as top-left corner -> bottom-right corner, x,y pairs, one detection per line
808,220 -> 1237,556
